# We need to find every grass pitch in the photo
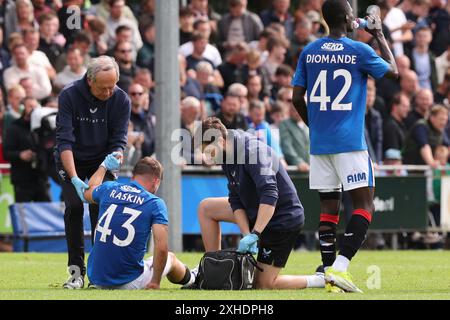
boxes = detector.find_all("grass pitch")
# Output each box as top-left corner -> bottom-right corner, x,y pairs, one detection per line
0,251 -> 449,300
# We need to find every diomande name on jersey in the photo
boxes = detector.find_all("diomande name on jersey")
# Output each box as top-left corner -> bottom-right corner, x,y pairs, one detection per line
292,37 -> 389,155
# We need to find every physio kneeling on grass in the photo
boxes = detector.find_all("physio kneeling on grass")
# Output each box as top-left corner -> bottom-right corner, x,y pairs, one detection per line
197,117 -> 325,290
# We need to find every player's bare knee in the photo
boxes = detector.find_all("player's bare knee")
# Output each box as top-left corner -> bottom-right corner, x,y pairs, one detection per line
198,198 -> 213,220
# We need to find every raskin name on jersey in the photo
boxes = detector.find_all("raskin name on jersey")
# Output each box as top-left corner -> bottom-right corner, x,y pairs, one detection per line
109,189 -> 145,205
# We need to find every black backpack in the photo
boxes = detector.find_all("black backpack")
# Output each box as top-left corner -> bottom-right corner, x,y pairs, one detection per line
195,250 -> 262,290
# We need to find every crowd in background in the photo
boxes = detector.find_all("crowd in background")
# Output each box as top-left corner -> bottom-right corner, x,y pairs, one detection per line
0,0 -> 450,247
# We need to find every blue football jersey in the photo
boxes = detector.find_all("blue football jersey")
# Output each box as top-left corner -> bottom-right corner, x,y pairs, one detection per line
87,180 -> 168,287
292,37 -> 389,155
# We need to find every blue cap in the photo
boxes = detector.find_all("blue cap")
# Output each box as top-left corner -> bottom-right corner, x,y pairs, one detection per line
384,148 -> 402,160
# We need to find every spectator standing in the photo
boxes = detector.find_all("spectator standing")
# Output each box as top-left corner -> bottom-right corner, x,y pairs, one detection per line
381,0 -> 414,56
38,12 -> 64,67
55,32 -> 92,72
217,0 -> 264,52
216,92 -> 248,130
400,69 -> 420,103
3,96 -> 50,202
114,41 -> 137,92
365,79 -> 383,164
434,68 -> 450,105
383,93 -> 411,155
54,48 -> 87,91
279,102 -> 310,172
128,83 -> 155,158
289,18 -> 316,67
376,55 -> 410,109
428,0 -> 450,57
3,43 -> 52,100
403,105 -> 449,167
23,27 -> 56,81
55,56 -> 131,289
179,6 -> 195,45
196,61 -> 223,117
217,42 -> 249,93
7,0 -> 39,39
435,45 -> 450,85
248,99 -> 284,159
260,0 -> 294,39
407,27 -> 437,90
186,32 -> 216,73
104,0 -> 143,51
405,88 -> 434,129
179,19 -> 223,69
262,37 -> 289,83
137,21 -> 155,69
3,85 -> 26,139
86,17 -> 108,58
57,0 -> 86,47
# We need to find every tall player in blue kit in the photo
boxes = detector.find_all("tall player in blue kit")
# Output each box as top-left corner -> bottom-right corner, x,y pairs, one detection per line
292,0 -> 398,293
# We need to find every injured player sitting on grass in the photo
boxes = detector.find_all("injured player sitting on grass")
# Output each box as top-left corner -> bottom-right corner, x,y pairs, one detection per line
79,155 -> 197,290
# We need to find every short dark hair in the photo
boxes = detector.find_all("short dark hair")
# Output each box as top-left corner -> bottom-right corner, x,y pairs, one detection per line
266,36 -> 288,52
115,24 -> 132,35
132,157 -> 163,180
191,31 -> 209,42
179,6 -> 194,17
275,64 -> 294,77
249,100 -> 265,112
73,31 -> 92,45
200,117 -> 228,144
322,0 -> 349,29
193,18 -> 209,30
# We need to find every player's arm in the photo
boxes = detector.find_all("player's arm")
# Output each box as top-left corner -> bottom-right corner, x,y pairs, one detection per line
147,223 -> 169,290
366,14 -> 398,80
292,86 -> 308,126
60,150 -> 78,179
83,165 -> 108,204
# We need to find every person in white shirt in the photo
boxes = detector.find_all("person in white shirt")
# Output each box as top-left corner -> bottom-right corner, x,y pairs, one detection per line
382,0 -> 414,56
436,45 -> 450,85
3,43 -> 52,100
22,27 -> 56,81
54,48 -> 87,90
179,19 -> 222,68
105,0 -> 143,50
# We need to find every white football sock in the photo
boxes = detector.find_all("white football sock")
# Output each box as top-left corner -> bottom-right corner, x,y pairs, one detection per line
306,275 -> 325,288
331,255 -> 350,272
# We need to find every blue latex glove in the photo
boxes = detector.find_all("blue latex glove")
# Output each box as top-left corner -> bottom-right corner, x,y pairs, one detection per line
237,233 -> 259,254
71,176 -> 89,202
101,152 -> 121,171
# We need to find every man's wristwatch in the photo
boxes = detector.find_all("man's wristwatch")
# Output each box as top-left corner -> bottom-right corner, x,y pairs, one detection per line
251,230 -> 261,237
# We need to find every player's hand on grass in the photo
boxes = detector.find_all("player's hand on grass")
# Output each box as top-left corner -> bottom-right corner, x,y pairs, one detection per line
237,233 -> 259,255
71,176 -> 89,202
146,282 -> 160,290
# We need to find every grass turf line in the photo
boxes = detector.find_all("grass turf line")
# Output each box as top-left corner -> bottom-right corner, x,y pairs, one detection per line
0,251 -> 449,300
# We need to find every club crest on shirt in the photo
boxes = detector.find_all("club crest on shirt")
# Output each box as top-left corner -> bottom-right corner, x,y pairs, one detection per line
120,185 -> 142,193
